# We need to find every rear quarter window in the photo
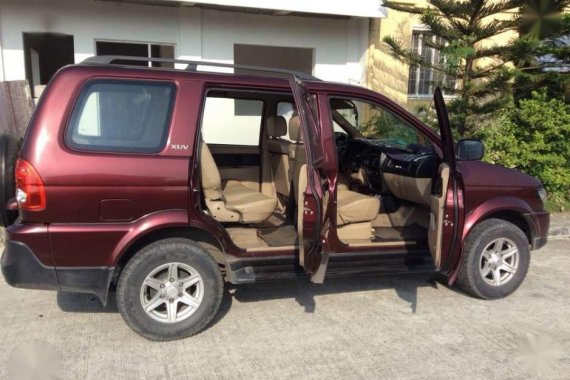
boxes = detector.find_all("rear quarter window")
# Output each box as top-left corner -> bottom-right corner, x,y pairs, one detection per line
66,80 -> 175,153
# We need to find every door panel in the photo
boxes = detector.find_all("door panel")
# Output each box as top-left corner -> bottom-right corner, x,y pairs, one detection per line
433,88 -> 464,271
428,163 -> 450,267
440,173 -> 464,273
296,165 -> 330,282
290,76 -> 330,282
433,88 -> 456,170
208,144 -> 260,191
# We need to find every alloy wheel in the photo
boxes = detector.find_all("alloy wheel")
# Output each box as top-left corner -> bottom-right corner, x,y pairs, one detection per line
139,262 -> 204,323
479,238 -> 520,287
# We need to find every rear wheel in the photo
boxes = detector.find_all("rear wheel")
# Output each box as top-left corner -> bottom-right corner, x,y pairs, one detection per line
457,219 -> 530,300
116,238 -> 224,341
0,134 -> 22,227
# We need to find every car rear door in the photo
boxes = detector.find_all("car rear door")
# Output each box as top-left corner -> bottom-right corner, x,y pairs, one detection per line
290,76 -> 331,283
433,88 -> 465,272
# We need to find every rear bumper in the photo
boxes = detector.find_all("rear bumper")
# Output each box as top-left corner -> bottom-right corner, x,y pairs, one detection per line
2,237 -> 114,305
1,240 -> 59,290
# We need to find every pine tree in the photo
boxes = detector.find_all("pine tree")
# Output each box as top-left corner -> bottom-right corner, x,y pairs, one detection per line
383,0 -> 522,136
510,0 -> 570,102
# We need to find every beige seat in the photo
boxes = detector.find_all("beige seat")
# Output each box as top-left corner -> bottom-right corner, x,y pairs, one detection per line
336,190 -> 379,225
200,142 -> 277,223
287,116 -> 380,241
287,115 -> 306,201
265,116 -> 291,197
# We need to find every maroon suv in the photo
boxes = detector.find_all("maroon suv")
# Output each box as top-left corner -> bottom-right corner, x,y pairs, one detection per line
0,56 -> 549,340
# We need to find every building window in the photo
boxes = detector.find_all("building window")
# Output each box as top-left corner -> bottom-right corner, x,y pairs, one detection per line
95,41 -> 175,68
407,31 -> 451,97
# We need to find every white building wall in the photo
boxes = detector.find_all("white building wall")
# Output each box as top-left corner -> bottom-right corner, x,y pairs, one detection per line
0,20 -> 4,82
0,0 -> 369,84
178,0 -> 386,18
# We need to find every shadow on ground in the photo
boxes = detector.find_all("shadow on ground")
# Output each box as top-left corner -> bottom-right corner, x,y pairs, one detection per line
228,274 -> 441,314
57,273 -> 445,325
57,291 -> 118,313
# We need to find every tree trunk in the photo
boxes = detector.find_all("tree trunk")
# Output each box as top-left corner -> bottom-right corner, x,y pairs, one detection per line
459,57 -> 474,137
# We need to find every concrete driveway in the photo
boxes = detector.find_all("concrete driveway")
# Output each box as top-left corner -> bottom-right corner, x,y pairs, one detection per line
0,240 -> 568,379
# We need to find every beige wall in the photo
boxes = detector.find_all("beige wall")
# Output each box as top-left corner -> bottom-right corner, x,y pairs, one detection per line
367,2 -> 423,107
367,1 -> 518,112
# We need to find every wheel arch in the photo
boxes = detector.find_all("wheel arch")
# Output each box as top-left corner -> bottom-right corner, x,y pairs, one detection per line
479,210 -> 531,244
462,196 -> 535,244
109,225 -> 226,293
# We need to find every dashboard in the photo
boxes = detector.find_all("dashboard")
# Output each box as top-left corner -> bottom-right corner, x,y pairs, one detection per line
339,138 -> 437,206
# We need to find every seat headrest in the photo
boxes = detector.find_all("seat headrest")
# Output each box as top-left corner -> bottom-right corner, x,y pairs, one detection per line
288,115 -> 303,142
266,116 -> 287,138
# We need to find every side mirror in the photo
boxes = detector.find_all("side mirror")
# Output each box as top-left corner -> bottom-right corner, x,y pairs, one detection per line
456,139 -> 484,161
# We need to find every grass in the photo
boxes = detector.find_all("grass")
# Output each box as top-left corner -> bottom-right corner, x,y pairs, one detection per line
545,198 -> 570,213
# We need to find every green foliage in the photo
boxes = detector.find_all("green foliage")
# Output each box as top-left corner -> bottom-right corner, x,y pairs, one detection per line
380,0 -> 570,209
345,103 -> 423,145
480,2 -> 570,210
360,112 -> 421,145
545,198 -> 570,213
517,0 -> 570,39
415,103 -> 440,132
509,9 -> 570,102
481,92 -> 570,206
382,0 -> 521,136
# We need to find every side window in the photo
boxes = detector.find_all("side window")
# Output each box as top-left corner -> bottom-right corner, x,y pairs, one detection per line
330,98 -> 427,147
201,96 -> 264,146
67,80 -> 175,153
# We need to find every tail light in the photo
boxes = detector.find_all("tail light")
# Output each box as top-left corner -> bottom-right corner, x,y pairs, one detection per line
15,159 -> 46,211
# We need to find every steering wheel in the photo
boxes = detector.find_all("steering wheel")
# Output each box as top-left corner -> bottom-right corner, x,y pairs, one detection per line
334,132 -> 349,161
335,132 -> 349,147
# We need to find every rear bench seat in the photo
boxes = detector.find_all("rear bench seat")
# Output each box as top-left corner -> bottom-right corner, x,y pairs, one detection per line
200,142 -> 277,223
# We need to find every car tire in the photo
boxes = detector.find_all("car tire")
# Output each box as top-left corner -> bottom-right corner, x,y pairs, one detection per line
457,218 -> 530,300
116,238 -> 224,341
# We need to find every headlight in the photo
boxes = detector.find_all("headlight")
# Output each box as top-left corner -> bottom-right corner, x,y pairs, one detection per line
537,188 -> 547,204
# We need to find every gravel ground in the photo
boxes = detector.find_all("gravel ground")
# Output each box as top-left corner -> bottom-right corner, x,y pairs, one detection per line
0,238 -> 568,379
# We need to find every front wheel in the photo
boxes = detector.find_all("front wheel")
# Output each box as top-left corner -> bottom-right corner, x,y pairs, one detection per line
116,238 -> 224,341
457,219 -> 530,300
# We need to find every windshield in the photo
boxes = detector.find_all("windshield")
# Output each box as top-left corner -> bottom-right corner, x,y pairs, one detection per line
330,98 -> 432,152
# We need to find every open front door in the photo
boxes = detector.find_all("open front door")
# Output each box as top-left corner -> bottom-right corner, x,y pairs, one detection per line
290,76 -> 330,283
432,88 -> 464,272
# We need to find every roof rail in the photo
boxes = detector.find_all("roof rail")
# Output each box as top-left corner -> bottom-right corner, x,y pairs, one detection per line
81,55 -> 320,81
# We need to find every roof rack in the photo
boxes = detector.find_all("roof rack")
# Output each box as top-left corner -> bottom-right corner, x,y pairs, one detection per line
81,55 -> 320,81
